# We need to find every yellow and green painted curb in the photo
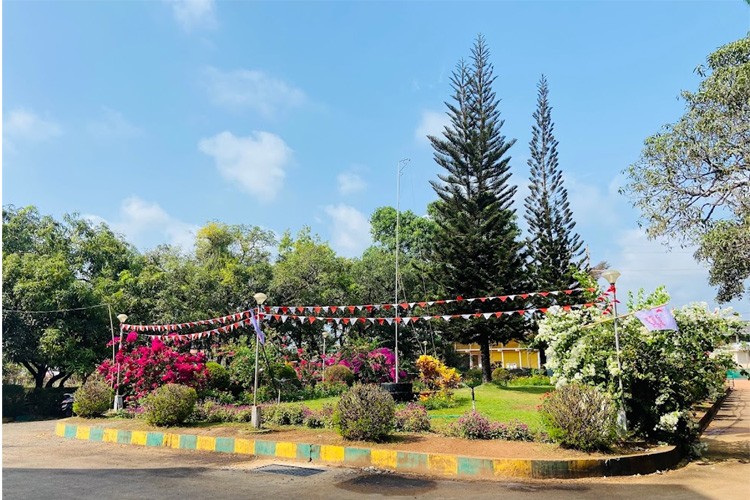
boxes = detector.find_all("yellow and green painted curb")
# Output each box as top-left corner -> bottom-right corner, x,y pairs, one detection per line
55,422 -> 682,479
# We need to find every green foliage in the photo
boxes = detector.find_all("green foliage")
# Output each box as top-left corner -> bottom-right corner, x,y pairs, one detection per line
491,367 -> 512,386
265,403 -> 306,426
539,384 -> 617,451
463,369 -> 484,389
72,375 -> 113,418
3,206 -> 137,387
303,404 -> 335,429
205,362 -> 230,391
537,287 -> 741,443
24,387 -> 76,417
141,384 -> 198,427
394,403 -> 431,432
324,364 -> 354,386
419,389 -> 460,410
524,75 -> 584,291
508,375 -> 551,387
2,384 -> 27,417
427,35 -> 527,382
334,383 -> 395,441
446,410 -> 533,441
622,35 -> 750,302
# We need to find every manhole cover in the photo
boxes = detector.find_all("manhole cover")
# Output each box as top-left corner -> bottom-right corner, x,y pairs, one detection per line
254,464 -> 325,477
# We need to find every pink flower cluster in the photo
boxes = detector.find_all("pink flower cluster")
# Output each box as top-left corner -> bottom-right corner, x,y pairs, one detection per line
98,333 -> 208,401
284,346 -> 405,386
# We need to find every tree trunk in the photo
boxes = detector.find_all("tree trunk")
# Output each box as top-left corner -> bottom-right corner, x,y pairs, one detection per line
22,361 -> 47,388
480,337 -> 492,382
46,371 -> 68,388
58,373 -> 73,388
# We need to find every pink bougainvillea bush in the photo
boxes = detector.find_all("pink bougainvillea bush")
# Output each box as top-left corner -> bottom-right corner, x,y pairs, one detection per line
98,333 -> 208,402
283,345 -> 406,386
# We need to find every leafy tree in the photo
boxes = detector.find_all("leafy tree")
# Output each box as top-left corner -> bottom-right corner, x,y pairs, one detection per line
2,206 -> 136,387
271,228 -> 353,349
524,75 -> 584,291
622,35 -> 750,302
427,35 -> 527,381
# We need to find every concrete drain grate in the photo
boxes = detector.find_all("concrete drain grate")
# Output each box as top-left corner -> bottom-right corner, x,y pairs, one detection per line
254,464 -> 325,477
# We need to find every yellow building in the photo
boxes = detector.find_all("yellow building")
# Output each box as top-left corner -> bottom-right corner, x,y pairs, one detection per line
454,340 -> 541,370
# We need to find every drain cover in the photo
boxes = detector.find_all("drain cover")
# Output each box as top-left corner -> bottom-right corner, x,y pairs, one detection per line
254,464 -> 325,477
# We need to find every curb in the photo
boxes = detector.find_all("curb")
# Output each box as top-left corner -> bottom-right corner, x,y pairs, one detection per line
55,422 -> 681,479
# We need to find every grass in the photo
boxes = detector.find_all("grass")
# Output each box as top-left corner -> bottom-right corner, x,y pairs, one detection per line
426,384 -> 552,433
300,383 -> 553,433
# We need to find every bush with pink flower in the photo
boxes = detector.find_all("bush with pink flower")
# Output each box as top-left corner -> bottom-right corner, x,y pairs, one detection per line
97,333 -> 208,402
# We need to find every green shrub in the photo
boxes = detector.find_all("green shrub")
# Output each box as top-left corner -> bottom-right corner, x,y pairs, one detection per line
394,403 -> 431,432
324,365 -> 354,386
72,375 -> 113,417
303,404 -> 334,428
200,388 -> 235,404
491,367 -> 512,386
2,384 -> 27,417
266,403 -> 306,426
206,362 -> 230,391
539,384 -> 617,451
419,389 -> 460,410
25,387 -> 75,417
141,384 -> 198,426
508,374 -> 551,386
334,383 -> 395,441
446,410 -> 534,441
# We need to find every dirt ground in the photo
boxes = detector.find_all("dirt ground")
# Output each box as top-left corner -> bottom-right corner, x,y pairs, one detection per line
60,415 -> 665,460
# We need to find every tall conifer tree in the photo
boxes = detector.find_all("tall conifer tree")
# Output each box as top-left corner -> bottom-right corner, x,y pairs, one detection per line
428,35 -> 526,381
524,76 -> 584,291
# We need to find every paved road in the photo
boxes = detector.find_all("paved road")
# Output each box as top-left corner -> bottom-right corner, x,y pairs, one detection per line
3,381 -> 748,499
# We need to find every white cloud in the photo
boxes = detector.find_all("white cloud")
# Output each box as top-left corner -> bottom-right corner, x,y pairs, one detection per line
565,173 -> 623,230
4,109 -> 62,143
325,204 -> 371,257
337,171 -> 366,195
415,110 -> 449,145
87,107 -> 141,139
112,196 -> 198,251
204,66 -> 306,118
199,130 -> 292,202
168,0 -> 217,31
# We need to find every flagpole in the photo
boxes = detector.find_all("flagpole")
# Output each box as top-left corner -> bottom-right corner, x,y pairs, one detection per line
395,158 -> 409,383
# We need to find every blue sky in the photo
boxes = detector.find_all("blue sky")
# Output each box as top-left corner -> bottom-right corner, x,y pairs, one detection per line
3,1 -> 749,316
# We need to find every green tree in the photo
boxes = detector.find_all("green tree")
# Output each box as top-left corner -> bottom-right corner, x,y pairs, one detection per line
271,228 -> 353,349
524,75 -> 584,291
622,35 -> 750,302
428,35 -> 527,381
2,206 -> 136,387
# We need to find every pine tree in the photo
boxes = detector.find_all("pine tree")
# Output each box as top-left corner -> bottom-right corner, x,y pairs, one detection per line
524,76 -> 584,292
428,35 -> 527,381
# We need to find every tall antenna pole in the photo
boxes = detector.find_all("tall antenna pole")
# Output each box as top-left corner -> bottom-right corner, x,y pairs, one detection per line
395,158 -> 409,383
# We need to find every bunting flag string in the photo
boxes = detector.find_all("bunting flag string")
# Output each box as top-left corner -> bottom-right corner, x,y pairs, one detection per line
127,302 -> 601,343
263,287 -> 596,315
260,302 -> 597,326
121,310 -> 254,333
146,318 -> 253,342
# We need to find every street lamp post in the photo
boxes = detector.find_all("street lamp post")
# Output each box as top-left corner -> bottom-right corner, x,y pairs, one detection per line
601,269 -> 628,433
322,331 -> 328,382
251,292 -> 267,428
114,313 -> 128,410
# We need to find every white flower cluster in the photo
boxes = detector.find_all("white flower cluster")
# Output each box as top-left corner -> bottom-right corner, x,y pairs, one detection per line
655,411 -> 682,432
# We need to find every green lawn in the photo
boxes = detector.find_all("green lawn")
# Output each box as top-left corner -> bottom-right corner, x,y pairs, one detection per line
302,383 -> 553,433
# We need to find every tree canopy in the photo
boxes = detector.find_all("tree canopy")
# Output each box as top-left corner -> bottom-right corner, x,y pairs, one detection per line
622,35 -> 750,302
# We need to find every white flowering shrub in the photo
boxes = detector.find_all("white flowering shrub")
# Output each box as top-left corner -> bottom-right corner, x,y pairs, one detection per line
538,285 -> 740,444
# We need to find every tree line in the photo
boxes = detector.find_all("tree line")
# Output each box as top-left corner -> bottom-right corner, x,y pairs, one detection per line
8,33 -> 743,387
